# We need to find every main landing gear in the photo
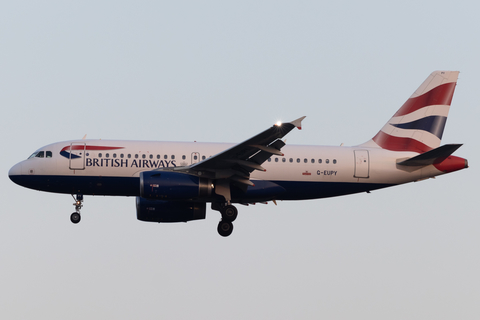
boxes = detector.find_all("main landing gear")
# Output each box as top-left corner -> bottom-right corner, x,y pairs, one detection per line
213,203 -> 238,237
70,194 -> 83,224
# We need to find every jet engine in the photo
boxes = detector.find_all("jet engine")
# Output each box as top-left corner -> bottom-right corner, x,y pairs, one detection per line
136,197 -> 206,222
140,171 -> 213,200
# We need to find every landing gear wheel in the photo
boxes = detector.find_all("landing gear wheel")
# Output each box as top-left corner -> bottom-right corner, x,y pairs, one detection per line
222,205 -> 238,222
70,212 -> 81,224
70,194 -> 84,224
217,220 -> 234,237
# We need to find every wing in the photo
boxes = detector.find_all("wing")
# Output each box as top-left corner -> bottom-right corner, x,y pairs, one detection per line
173,116 -> 306,203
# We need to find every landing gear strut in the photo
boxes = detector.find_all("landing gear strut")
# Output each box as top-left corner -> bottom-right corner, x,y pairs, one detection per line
70,194 -> 83,224
212,203 -> 238,237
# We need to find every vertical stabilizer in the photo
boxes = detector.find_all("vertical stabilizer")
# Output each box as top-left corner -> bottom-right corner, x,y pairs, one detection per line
362,71 -> 459,153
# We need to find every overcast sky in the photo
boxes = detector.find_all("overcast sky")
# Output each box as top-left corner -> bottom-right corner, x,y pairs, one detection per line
1,1 -> 479,319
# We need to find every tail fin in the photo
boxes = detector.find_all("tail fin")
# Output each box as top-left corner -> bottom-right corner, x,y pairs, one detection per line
362,71 -> 459,153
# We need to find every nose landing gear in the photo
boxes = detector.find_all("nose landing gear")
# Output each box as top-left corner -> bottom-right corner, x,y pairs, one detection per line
70,194 -> 83,224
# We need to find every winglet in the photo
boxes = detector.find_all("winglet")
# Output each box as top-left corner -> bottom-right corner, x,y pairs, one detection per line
289,116 -> 306,130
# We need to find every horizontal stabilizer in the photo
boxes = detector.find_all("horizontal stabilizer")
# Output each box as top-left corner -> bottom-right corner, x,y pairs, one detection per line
397,144 -> 463,167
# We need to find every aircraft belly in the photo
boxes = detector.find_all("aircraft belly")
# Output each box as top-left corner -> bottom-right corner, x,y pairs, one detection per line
9,174 -> 140,196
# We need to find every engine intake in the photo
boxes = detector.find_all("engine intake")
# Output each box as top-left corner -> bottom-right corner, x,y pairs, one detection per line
140,171 -> 212,200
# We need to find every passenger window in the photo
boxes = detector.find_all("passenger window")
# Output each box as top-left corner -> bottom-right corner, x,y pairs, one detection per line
113,154 -> 117,158
311,159 -> 314,163
98,153 -> 102,158
194,155 -> 198,160
282,158 -> 286,163
333,159 -> 337,164
106,153 -> 109,158
326,159 -> 330,164
172,155 -> 175,160
289,158 -> 293,163
36,151 -> 45,158
46,151 -> 52,158
304,158 -> 307,163
318,159 -> 322,164
164,155 -> 168,159
157,155 -> 161,159
149,154 -> 153,159
296,158 -> 300,163
135,154 -> 139,159
120,154 -> 124,158
182,155 -> 186,160
268,158 -> 271,162
275,158 -> 279,162
127,154 -> 131,159
142,154 -> 146,159
202,156 -> 206,160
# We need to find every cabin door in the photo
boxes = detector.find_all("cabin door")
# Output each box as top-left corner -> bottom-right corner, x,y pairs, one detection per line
354,150 -> 369,178
69,143 -> 86,170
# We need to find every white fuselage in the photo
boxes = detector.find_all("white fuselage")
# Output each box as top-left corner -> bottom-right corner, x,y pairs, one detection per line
9,139 -> 445,201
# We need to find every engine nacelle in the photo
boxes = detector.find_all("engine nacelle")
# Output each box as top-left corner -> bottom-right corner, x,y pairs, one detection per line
136,197 -> 206,223
140,171 -> 212,200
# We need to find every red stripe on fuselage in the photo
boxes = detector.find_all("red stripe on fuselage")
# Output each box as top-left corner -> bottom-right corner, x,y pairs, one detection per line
61,146 -> 125,152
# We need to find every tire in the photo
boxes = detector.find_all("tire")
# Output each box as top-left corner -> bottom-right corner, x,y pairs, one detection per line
70,212 -> 81,224
217,221 -> 234,237
222,205 -> 238,222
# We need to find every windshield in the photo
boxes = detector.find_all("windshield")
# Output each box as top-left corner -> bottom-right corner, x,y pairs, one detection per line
27,150 -> 52,159
28,152 -> 38,159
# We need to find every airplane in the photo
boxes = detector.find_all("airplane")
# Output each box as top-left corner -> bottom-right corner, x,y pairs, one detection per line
8,71 -> 468,237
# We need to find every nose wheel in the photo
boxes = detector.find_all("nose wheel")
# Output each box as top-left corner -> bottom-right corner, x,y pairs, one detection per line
70,212 -> 81,223
71,194 -> 83,224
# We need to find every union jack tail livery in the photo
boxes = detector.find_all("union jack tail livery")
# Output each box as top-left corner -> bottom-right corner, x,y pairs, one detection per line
366,71 -> 459,153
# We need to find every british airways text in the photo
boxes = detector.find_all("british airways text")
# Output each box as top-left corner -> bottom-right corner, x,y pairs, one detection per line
86,158 -> 177,168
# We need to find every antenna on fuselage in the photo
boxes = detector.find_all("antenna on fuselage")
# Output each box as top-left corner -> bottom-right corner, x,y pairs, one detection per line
82,134 -> 87,140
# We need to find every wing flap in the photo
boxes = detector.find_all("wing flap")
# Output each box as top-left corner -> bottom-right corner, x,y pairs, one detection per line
249,144 -> 284,156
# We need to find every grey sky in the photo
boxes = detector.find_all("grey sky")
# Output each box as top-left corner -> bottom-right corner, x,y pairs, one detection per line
1,1 -> 478,319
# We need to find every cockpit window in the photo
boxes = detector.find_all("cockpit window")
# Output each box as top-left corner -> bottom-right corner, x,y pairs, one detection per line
28,150 -> 52,159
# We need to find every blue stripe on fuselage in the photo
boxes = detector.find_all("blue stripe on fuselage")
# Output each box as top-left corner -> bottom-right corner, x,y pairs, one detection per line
9,174 -> 395,201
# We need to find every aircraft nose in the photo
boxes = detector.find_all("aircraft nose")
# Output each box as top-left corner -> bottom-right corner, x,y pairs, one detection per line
8,162 -> 23,183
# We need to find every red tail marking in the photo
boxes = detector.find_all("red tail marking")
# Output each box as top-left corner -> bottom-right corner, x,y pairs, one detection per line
372,131 -> 432,153
434,155 -> 468,173
394,82 -> 456,117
